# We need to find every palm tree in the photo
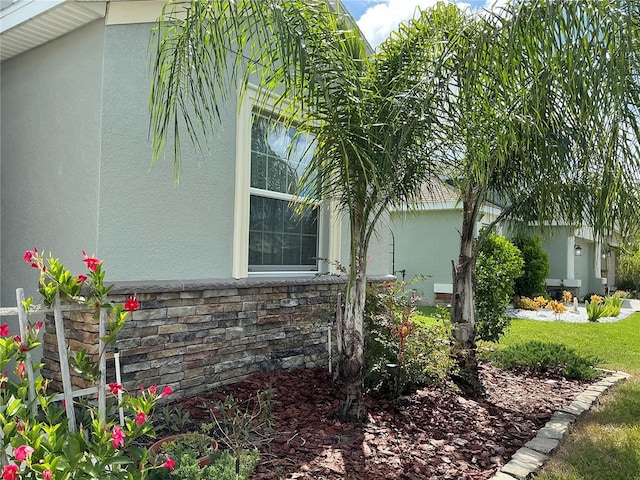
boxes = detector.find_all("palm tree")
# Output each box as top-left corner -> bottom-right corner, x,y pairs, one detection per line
379,0 -> 640,394
150,0 -> 440,421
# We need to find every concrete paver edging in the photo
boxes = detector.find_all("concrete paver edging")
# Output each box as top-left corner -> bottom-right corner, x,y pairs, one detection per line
488,370 -> 631,480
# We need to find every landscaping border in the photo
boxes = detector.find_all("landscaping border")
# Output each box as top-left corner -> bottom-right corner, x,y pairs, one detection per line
489,370 -> 631,480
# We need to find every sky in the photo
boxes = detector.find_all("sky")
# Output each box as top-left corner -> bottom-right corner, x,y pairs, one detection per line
341,0 -> 502,48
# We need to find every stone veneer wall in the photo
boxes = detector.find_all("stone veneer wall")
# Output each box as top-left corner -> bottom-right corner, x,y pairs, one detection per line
42,276 -> 390,400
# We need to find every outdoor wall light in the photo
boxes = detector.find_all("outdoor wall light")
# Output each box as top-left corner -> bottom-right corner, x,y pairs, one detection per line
574,244 -> 583,256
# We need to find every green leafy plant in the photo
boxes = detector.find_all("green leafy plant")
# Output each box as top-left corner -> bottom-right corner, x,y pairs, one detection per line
364,280 -> 455,395
618,240 -> 640,295
476,232 -> 524,342
586,294 -> 624,321
485,341 -> 601,380
156,404 -> 195,434
148,432 -> 218,474
513,236 -> 551,299
201,389 -> 274,474
0,249 -> 175,479
157,449 -> 259,480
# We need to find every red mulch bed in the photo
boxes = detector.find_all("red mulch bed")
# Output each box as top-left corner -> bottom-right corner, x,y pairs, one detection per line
175,363 -> 588,479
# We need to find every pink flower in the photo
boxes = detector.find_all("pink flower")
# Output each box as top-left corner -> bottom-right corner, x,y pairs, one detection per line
15,362 -> 25,380
111,426 -> 125,449
77,274 -> 87,283
43,470 -> 52,480
2,465 -> 18,480
82,251 -> 100,271
13,335 -> 21,344
124,295 -> 139,312
0,324 -> 9,337
13,444 -> 34,462
162,456 -> 175,471
160,385 -> 173,398
147,385 -> 157,395
34,321 -> 43,333
109,383 -> 123,395
23,247 -> 39,268
135,411 -> 147,426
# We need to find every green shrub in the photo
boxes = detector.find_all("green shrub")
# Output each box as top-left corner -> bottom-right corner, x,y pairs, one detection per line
485,341 -> 601,380
364,281 -> 455,395
156,450 -> 259,480
513,236 -> 550,298
618,240 -> 640,294
476,232 -> 524,342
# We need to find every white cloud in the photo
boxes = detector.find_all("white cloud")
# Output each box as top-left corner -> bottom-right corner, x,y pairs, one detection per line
357,0 -> 473,48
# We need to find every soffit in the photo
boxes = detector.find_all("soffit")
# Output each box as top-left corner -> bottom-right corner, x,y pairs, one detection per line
0,1 -> 106,62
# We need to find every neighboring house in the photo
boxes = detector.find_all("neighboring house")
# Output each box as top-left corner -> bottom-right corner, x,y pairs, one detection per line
390,180 -> 619,305
538,224 -> 620,299
0,0 -> 391,307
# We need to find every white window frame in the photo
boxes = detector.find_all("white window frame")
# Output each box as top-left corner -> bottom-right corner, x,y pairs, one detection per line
232,85 -> 341,278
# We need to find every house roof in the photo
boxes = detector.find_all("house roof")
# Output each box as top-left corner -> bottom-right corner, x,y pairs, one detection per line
0,0 -> 107,62
418,178 -> 460,205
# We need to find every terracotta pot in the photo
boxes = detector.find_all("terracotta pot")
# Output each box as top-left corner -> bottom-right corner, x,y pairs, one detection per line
149,434 -> 218,468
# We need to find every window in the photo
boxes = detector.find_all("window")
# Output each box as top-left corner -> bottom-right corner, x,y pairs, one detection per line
248,114 -> 318,271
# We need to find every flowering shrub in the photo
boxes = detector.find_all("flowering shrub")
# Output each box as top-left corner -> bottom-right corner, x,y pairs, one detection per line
561,290 -> 573,304
0,250 -> 176,479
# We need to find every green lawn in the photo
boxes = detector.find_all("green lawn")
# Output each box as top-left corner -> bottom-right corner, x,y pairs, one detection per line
487,312 -> 640,374
491,312 -> 640,480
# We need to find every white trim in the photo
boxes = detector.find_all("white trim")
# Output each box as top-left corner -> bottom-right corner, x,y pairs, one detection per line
389,201 -> 502,218
389,201 -> 460,212
566,235 -> 575,280
0,0 -> 66,30
232,85 -> 253,279
327,201 -> 342,274
233,84 -> 335,277
105,0 -> 165,25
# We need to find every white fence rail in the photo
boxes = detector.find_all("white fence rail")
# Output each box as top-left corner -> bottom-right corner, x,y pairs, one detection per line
0,289 -> 123,430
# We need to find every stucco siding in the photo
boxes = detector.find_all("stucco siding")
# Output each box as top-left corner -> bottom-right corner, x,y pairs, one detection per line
1,20 -> 104,305
98,23 -> 238,281
539,227 -> 570,280
391,209 -> 461,305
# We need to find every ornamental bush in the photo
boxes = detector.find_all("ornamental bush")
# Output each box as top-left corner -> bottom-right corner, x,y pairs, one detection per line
0,249 -> 175,480
364,281 -> 454,395
475,232 -> 524,342
485,341 -> 601,380
513,235 -> 550,298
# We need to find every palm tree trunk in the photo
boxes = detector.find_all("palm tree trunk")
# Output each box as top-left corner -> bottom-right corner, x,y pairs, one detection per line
450,190 -> 484,397
336,220 -> 367,422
